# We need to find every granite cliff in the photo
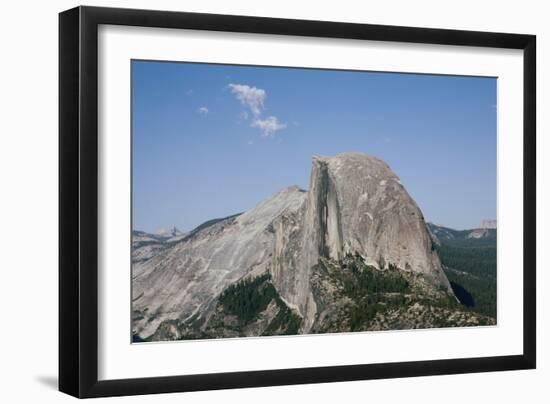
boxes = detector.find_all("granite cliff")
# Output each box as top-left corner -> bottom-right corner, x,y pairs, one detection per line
133,152 -> 476,341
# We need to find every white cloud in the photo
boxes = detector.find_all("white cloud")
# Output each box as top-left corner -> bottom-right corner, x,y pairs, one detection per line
251,116 -> 287,137
228,83 -> 266,116
197,107 -> 209,116
227,83 -> 287,137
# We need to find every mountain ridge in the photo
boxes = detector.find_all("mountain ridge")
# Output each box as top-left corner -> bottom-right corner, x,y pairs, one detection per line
132,152 -> 494,341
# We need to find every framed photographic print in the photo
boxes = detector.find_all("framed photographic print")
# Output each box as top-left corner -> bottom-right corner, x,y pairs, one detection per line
59,6 -> 536,398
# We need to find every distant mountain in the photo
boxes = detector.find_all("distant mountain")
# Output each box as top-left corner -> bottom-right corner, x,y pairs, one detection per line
426,222 -> 496,247
480,219 -> 497,229
132,153 -> 494,342
154,226 -> 186,241
132,227 -> 188,264
134,226 -> 185,242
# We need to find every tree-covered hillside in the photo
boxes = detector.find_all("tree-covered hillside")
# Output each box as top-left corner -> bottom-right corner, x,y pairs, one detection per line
429,224 -> 497,319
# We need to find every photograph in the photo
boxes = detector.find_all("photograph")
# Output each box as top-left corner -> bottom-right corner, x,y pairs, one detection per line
131,60 -> 497,343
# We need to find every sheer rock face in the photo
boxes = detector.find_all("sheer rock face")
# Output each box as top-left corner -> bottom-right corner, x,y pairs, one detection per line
133,152 -> 453,338
270,153 -> 452,331
322,153 -> 448,282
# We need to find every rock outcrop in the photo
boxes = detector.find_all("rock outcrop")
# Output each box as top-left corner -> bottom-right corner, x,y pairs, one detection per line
270,153 -> 452,331
132,186 -> 307,337
133,152 -> 454,339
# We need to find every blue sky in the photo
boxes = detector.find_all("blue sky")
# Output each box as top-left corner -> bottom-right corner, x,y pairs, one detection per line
132,60 -> 496,232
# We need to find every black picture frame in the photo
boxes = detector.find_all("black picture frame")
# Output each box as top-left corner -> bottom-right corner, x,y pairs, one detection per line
59,5 -> 536,398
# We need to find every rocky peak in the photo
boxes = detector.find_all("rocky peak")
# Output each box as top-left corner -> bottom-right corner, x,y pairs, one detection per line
480,219 -> 497,229
132,152 -> 454,338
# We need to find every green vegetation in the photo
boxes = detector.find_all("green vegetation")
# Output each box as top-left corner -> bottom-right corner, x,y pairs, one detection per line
436,242 -> 496,278
147,273 -> 303,341
340,256 -> 410,298
217,273 -> 302,335
263,301 -> 302,335
219,273 -> 277,324
435,238 -> 497,319
319,255 -> 414,331
312,254 -> 483,332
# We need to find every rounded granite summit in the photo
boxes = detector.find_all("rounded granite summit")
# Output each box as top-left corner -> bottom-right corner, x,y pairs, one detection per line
132,152 -> 454,339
